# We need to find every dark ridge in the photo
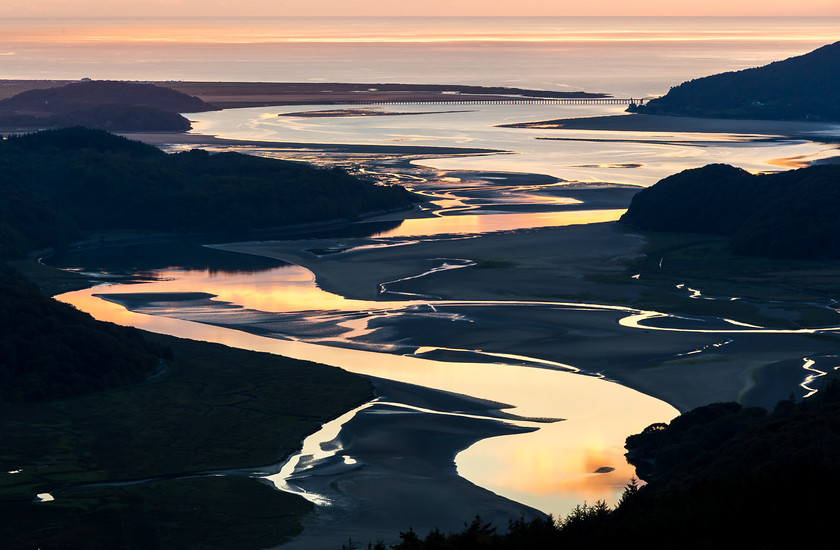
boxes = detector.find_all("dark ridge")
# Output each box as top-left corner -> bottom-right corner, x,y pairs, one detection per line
0,80 -> 215,115
0,264 -> 167,403
629,41 -> 840,121
0,127 -> 419,260
619,163 -> 840,260
0,80 -> 214,131
5,125 -> 164,156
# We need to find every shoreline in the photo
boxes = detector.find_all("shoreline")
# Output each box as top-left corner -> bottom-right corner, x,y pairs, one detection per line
498,112 -> 840,140
123,131 -> 505,156
0,80 -> 609,107
34,107 -> 840,547
210,219 -> 835,414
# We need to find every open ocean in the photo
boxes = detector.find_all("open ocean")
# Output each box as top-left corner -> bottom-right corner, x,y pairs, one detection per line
2,17 -> 839,97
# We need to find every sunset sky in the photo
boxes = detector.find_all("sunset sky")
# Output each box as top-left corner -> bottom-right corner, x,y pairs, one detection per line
3,0 -> 840,17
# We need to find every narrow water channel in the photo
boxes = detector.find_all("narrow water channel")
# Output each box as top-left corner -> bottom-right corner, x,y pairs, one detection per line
58,276 -> 678,516
53,202 -> 840,518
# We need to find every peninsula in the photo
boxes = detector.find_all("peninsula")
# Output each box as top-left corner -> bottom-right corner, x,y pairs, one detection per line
619,163 -> 840,259
497,41 -> 840,140
627,40 -> 840,122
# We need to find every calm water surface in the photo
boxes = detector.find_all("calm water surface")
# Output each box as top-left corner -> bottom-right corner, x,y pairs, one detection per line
3,16 -> 838,96
58,261 -> 680,515
190,102 -> 840,186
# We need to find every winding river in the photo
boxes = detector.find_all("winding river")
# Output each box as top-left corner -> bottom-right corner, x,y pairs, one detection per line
54,204 -> 840,519
50,92 -> 840,522
55,218 -> 677,516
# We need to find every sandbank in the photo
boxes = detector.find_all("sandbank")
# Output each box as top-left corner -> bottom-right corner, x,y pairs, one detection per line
499,113 -> 840,138
0,80 -> 606,108
278,107 -> 476,118
123,132 -> 503,156
212,222 -> 644,303
212,220 -> 836,414
274,377 -> 544,549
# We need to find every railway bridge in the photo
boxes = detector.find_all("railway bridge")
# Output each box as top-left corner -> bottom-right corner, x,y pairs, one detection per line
335,97 -> 657,106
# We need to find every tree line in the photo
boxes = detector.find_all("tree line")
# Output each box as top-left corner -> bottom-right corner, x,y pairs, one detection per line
0,126 -> 418,260
0,264 -> 169,402
0,126 -> 417,400
620,162 -> 840,259
629,41 -> 840,121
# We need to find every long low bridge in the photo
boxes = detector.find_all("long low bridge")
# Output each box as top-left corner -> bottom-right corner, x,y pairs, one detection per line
333,97 -> 656,106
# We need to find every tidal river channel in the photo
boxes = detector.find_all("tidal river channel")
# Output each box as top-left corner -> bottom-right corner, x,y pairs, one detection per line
54,98 -> 840,522
54,207 -> 677,512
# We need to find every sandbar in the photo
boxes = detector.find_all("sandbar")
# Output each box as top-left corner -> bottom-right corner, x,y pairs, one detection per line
122,132 -> 504,156
212,219 -> 837,414
0,80 -> 607,108
274,377 -> 545,549
499,113 -> 840,138
279,107 -> 476,118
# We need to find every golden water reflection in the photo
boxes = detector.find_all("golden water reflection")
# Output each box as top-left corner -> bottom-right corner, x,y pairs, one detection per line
59,269 -> 676,518
373,209 -> 624,237
125,264 -> 379,313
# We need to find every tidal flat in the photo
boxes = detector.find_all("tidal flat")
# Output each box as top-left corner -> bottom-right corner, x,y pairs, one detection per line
5,17 -> 840,547
33,111 -> 838,546
8,85 -> 839,547
50,168 -> 840,548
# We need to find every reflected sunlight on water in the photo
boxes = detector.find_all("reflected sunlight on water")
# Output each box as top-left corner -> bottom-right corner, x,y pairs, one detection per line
373,209 -> 624,237
121,264 -> 377,313
57,266 -> 677,517
5,17 -> 838,46
190,103 -> 839,186
2,17 -> 835,96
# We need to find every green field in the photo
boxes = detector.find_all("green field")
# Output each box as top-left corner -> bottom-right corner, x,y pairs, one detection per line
592,231 -> 840,329
0,321 -> 373,550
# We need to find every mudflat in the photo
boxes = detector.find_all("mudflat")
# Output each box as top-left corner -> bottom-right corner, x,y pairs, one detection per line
211,219 -> 835,415
0,80 -> 601,107
73,115 -> 840,547
499,112 -> 840,137
274,377 -> 545,550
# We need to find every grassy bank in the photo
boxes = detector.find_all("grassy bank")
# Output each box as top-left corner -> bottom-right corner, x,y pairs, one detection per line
592,231 -> 840,329
1,262 -> 374,549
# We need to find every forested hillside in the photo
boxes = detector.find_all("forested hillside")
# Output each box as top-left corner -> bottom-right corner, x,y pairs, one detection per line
619,163 -> 840,259
0,127 -> 417,260
0,264 -> 166,402
629,41 -> 840,121
0,104 -> 192,132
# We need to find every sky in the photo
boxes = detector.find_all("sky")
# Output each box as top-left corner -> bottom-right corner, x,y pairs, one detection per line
3,0 -> 840,17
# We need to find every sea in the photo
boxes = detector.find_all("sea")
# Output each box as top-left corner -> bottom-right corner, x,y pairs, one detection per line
2,16 -> 838,96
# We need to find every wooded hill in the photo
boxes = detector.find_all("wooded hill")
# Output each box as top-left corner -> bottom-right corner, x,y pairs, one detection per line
0,80 -> 215,131
0,81 -> 214,114
0,127 -> 418,260
619,163 -> 840,260
0,263 -> 167,402
629,41 -> 840,121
